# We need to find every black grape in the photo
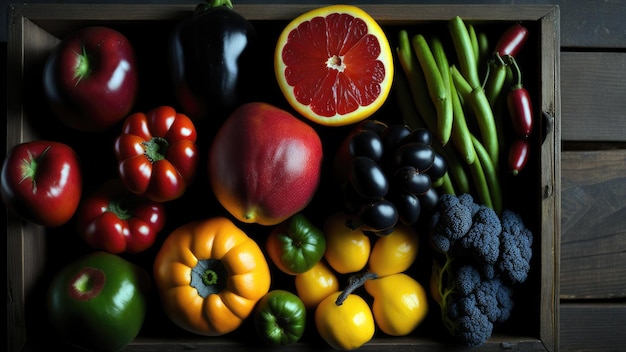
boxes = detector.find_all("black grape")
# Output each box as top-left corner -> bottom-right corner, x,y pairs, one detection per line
427,153 -> 448,179
349,156 -> 389,200
348,199 -> 398,234
402,128 -> 433,146
418,188 -> 440,213
393,166 -> 431,195
348,129 -> 384,162
382,124 -> 412,152
391,191 -> 421,225
394,142 -> 436,172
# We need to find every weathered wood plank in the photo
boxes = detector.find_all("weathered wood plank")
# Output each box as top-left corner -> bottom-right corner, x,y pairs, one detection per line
3,0 -> 624,48
561,52 -> 626,142
560,150 -> 626,299
560,303 -> 626,351
556,0 -> 626,48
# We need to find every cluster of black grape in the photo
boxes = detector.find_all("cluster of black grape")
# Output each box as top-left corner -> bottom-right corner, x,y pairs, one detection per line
335,120 -> 447,236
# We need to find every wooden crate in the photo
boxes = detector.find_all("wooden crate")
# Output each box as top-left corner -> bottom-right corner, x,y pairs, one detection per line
6,4 -> 561,351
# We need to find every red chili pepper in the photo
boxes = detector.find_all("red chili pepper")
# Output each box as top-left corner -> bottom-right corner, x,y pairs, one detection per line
508,138 -> 529,176
76,179 -> 166,253
506,56 -> 533,138
494,23 -> 529,58
114,106 -> 198,202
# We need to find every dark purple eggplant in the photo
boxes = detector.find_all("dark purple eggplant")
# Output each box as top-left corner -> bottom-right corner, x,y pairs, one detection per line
168,0 -> 257,122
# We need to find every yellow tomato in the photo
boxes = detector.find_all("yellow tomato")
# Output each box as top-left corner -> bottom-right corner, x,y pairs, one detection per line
295,260 -> 339,310
364,273 -> 428,336
315,291 -> 375,350
368,223 -> 419,277
323,212 -> 371,274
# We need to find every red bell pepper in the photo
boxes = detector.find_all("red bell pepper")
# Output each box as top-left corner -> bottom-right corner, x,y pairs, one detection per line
114,106 -> 198,202
76,179 -> 166,253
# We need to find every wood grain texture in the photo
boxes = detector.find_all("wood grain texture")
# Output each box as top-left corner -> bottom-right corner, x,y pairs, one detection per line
560,304 -> 626,351
561,150 -> 626,299
561,52 -> 626,142
556,0 -> 626,48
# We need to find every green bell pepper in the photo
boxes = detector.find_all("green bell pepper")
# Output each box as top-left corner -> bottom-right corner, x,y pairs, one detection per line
47,251 -> 150,352
254,289 -> 307,345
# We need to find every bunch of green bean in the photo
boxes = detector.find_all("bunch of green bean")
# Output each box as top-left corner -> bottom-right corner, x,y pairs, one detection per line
395,16 -> 506,214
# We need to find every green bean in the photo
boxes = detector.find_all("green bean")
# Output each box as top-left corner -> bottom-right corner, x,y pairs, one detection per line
451,65 -> 500,166
468,24 -> 479,64
477,31 -> 491,81
467,149 -> 493,209
435,144 -> 471,195
449,16 -> 480,89
394,66 -> 426,130
429,36 -> 454,146
437,171 -> 456,196
478,31 -> 490,65
450,64 -> 472,97
449,73 -> 476,165
396,30 -> 437,132
484,55 -> 508,107
412,34 -> 453,145
471,134 -> 502,214
469,88 -> 499,165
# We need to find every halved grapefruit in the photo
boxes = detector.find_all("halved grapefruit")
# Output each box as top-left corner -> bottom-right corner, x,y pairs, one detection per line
275,5 -> 394,127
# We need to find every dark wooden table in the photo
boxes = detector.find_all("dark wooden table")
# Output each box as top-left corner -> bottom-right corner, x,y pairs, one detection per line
3,1 -> 625,351
551,1 -> 625,351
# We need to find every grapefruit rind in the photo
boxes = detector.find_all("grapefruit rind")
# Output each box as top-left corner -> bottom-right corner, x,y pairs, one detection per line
274,5 -> 394,127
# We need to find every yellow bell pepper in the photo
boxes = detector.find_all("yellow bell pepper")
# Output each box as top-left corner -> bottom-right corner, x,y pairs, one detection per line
315,291 -> 375,350
153,217 -> 271,336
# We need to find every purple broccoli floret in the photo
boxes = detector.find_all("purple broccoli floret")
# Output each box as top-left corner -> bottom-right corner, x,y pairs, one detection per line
430,193 -> 475,253
498,210 -> 533,284
461,205 -> 502,277
443,265 -> 514,346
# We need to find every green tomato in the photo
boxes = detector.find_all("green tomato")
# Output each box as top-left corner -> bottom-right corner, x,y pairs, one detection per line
266,213 -> 326,275
254,289 -> 307,345
47,251 -> 150,352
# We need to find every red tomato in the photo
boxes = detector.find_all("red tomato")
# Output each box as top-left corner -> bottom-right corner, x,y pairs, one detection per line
114,106 -> 198,202
1,140 -> 82,227
76,179 -> 166,253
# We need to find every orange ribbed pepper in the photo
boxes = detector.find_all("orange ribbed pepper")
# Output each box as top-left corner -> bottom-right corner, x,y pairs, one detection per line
153,217 -> 271,336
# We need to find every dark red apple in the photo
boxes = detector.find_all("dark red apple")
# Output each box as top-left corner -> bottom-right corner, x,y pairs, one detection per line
208,102 -> 323,226
43,26 -> 138,132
